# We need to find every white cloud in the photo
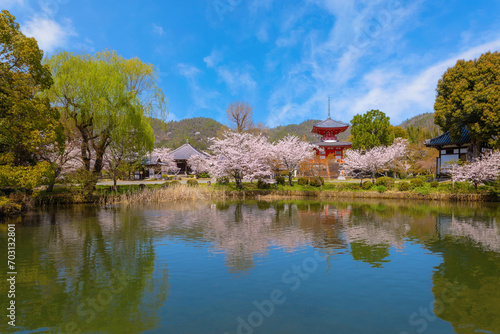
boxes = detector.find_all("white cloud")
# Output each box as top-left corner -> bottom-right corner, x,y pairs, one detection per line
216,66 -> 257,95
346,38 -> 500,123
21,16 -> 76,53
265,0 -> 428,126
256,24 -> 269,43
3,0 -> 24,10
177,63 -> 220,111
203,48 -> 224,68
152,24 -> 165,37
275,29 -> 303,48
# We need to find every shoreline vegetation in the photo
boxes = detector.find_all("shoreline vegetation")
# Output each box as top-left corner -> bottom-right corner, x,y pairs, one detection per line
1,176 -> 499,216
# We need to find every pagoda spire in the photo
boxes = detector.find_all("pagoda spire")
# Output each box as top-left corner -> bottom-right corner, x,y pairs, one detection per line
328,97 -> 331,118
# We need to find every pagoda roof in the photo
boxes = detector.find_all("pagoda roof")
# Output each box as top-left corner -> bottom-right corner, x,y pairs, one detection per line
313,118 -> 349,129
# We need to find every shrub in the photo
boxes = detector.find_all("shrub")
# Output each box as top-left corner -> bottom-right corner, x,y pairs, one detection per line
276,175 -> 286,186
297,177 -> 309,186
398,182 -> 411,191
418,175 -> 427,182
257,179 -> 271,189
187,175 -> 195,178
426,175 -> 435,182
347,183 -> 361,190
375,177 -> 395,189
309,177 -> 323,187
169,181 -> 181,186
199,172 -> 210,178
216,176 -> 229,185
362,181 -> 373,190
410,178 -> 425,188
187,179 -> 198,187
376,185 -> 387,193
430,181 -> 439,188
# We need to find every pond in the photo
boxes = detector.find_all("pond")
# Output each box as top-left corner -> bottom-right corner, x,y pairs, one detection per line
1,199 -> 500,334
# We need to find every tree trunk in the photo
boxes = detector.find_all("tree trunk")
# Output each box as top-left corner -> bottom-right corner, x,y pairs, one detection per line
468,138 -> 482,160
47,167 -> 61,193
288,172 -> 293,186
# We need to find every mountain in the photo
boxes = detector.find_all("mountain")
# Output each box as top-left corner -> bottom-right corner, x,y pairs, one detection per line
398,112 -> 440,133
150,117 -> 228,151
150,117 -> 353,150
268,119 -> 351,143
398,112 -> 442,143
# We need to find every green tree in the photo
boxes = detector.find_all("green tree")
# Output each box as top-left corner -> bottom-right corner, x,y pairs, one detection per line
392,125 -> 408,139
45,51 -> 166,187
434,51 -> 500,158
350,109 -> 394,150
0,10 -> 63,189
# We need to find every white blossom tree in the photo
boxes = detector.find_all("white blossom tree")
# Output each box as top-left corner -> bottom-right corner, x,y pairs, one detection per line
187,154 -> 210,178
272,135 -> 316,186
209,131 -> 271,188
150,147 -> 180,176
104,135 -> 146,187
344,139 -> 408,183
37,135 -> 82,191
449,151 -> 500,189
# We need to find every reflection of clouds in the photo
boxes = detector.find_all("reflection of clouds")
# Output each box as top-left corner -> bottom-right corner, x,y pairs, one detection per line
449,216 -> 500,253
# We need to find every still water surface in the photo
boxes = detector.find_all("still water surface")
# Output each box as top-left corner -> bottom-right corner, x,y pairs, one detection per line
1,199 -> 500,334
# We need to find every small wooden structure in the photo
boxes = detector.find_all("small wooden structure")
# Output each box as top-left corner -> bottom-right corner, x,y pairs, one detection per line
424,127 -> 490,176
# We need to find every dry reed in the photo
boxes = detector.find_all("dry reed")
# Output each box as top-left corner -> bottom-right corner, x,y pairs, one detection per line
102,184 -> 229,205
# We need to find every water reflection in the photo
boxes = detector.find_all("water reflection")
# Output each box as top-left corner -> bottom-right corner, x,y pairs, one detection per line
0,200 -> 499,334
0,206 -> 170,334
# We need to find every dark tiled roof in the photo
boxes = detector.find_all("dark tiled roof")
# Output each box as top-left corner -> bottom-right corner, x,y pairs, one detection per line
143,156 -> 166,165
169,143 -> 210,160
313,141 -> 352,147
313,118 -> 349,129
425,128 -> 471,147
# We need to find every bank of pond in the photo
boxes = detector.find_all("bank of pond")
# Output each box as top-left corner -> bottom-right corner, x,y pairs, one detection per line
1,198 -> 499,333
1,176 -> 499,216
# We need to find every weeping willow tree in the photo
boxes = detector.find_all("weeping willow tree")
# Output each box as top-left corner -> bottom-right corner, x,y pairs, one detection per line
45,51 -> 166,187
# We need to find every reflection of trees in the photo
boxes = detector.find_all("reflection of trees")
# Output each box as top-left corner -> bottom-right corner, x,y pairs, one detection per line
428,238 -> 500,333
437,213 -> 500,252
0,206 -> 169,334
418,210 -> 500,334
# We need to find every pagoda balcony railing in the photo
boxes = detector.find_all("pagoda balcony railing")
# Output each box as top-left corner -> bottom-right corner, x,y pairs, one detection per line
321,137 -> 338,142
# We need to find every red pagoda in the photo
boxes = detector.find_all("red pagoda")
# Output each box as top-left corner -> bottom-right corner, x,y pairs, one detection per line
311,98 -> 352,161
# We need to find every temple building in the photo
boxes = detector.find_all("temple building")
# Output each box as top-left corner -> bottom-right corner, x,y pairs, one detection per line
311,98 -> 352,161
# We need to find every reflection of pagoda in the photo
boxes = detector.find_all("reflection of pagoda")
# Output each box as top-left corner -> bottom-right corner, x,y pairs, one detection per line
312,98 -> 352,160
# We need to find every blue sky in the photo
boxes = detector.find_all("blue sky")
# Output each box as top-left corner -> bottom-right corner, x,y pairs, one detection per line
4,0 -> 500,127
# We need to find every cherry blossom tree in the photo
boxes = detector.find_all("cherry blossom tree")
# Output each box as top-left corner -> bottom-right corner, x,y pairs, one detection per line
449,151 -> 500,189
187,154 -> 210,178
344,139 -> 408,183
150,147 -> 180,176
209,131 -> 271,188
103,136 -> 146,187
272,135 -> 316,186
37,135 -> 82,191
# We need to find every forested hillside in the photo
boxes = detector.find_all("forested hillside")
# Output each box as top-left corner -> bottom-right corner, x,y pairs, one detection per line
150,117 -> 228,151
399,113 -> 441,133
397,112 -> 442,143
